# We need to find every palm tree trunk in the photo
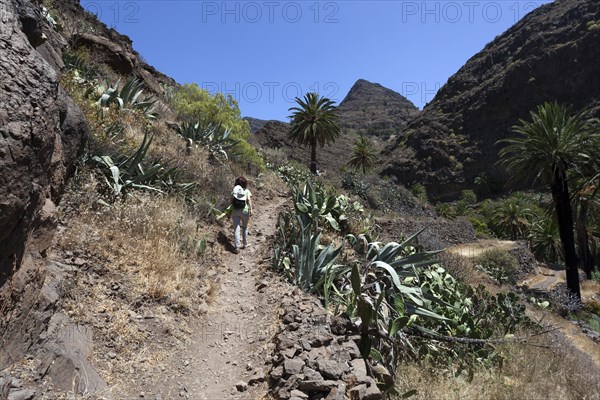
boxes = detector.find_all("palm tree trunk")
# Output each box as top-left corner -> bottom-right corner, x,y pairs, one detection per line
576,198 -> 594,279
310,139 -> 317,175
551,167 -> 581,300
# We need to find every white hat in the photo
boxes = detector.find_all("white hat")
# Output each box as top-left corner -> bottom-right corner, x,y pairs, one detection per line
232,185 -> 246,200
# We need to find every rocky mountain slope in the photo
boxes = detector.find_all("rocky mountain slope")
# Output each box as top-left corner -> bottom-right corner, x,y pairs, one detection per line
0,0 -> 96,395
382,0 -> 600,199
336,79 -> 419,139
0,0 -> 179,397
249,79 -> 418,174
244,116 -> 271,133
0,0 -> 87,286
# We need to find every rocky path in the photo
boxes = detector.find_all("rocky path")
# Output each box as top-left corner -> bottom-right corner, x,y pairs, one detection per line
447,239 -> 517,259
136,194 -> 289,399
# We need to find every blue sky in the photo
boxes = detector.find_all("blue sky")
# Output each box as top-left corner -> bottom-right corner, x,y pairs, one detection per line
83,0 -> 552,121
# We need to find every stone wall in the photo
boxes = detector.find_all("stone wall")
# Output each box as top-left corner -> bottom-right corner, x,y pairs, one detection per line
268,290 -> 382,400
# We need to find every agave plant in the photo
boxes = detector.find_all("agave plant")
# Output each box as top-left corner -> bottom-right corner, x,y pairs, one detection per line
292,217 -> 344,292
97,77 -> 158,119
91,132 -> 194,196
272,211 -> 345,298
292,181 -> 351,232
62,51 -> 101,81
175,121 -> 240,162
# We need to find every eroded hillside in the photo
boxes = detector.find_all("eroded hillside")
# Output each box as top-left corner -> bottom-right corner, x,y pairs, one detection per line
382,0 -> 600,199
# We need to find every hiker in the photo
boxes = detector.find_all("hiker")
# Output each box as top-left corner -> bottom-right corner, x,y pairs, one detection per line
231,176 -> 252,254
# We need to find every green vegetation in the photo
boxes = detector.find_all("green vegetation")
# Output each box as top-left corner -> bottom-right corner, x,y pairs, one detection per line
490,197 -> 534,240
410,183 -> 428,202
593,270 -> 600,283
91,131 -> 195,198
499,101 -> 600,299
586,20 -> 600,31
528,216 -> 563,263
348,136 -> 378,173
96,77 -> 158,119
62,50 -> 102,81
288,92 -> 341,175
474,171 -> 493,197
571,306 -> 600,335
175,121 -> 239,162
172,83 -> 264,171
273,177 -> 532,392
475,249 -> 520,284
291,181 -> 361,233
270,162 -> 313,187
341,171 -> 372,201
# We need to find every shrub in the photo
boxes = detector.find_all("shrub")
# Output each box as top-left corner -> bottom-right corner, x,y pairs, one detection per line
62,49 -> 102,81
490,197 -> 534,240
468,216 -> 490,237
592,270 -> 600,283
528,215 -> 563,263
454,200 -> 470,216
435,202 -> 453,218
341,171 -> 371,200
410,183 -> 428,202
438,251 -> 476,283
172,83 -> 264,171
474,171 -> 492,197
474,249 -> 520,284
271,163 -> 313,187
548,284 -> 582,316
460,189 -> 477,205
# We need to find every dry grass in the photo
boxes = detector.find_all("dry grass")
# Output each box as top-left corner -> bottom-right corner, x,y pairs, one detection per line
438,251 -> 478,284
58,187 -> 218,383
394,331 -> 600,400
60,191 -> 212,311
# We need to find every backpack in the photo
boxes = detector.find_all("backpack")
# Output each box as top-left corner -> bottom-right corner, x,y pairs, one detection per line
232,196 -> 246,209
232,185 -> 247,209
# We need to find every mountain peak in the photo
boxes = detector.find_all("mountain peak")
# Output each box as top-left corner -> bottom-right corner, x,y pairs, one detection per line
337,79 -> 419,138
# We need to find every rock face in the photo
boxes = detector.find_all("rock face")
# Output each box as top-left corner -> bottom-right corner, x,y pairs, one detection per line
337,79 -> 419,139
0,0 -> 88,285
382,0 -> 600,199
53,0 -> 176,99
0,0 -> 105,396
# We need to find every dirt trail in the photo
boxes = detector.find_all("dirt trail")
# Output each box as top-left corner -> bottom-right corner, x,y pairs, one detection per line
139,194 -> 289,399
447,239 -> 517,259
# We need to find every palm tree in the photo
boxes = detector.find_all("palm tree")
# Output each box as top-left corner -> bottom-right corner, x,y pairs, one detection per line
498,102 -> 598,300
288,93 -> 341,175
528,215 -> 563,263
491,197 -> 534,240
348,136 -> 378,174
